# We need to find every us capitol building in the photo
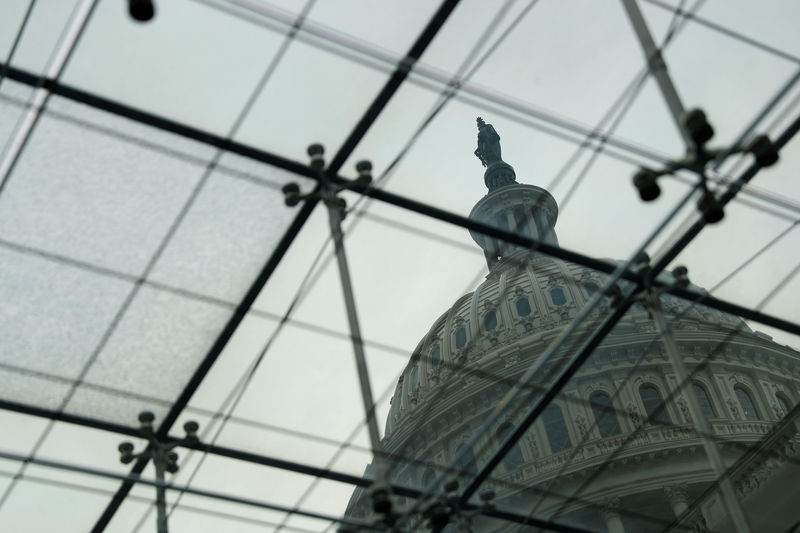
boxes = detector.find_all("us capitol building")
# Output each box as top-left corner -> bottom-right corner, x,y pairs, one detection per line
344,119 -> 800,532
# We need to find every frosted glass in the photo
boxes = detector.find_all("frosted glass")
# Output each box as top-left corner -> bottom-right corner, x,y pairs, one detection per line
0,80 -> 32,155
149,160 -> 305,302
0,98 -> 209,276
0,246 -> 132,379
69,285 -> 232,422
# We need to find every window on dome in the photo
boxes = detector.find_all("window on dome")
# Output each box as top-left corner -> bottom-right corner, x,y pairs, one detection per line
589,392 -> 621,437
516,297 -> 531,317
692,383 -> 716,418
776,393 -> 791,417
422,468 -> 435,488
495,213 -> 509,230
584,281 -> 600,296
513,206 -> 526,230
735,386 -> 759,420
410,365 -> 419,392
455,443 -> 477,476
542,404 -> 572,453
639,385 -> 669,425
497,423 -> 525,471
455,327 -> 467,349
430,345 -> 441,370
484,310 -> 497,331
550,288 -> 566,306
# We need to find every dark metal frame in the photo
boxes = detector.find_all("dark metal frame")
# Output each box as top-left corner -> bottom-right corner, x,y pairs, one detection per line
1,1 -> 800,531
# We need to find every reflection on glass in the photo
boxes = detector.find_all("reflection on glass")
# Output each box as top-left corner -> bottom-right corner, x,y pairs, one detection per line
542,404 -> 572,453
410,365 -> 419,391
735,386 -> 759,420
484,310 -> 497,331
639,385 -> 669,425
589,392 -> 621,437
692,383 -> 716,418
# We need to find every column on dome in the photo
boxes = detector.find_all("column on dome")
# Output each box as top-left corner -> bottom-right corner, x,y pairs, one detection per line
599,497 -> 626,533
663,483 -> 690,518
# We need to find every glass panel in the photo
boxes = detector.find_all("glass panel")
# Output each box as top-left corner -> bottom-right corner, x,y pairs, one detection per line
307,0 -> 440,54
653,1 -> 799,148
61,0 -> 289,133
234,40 -> 389,164
734,386 -> 759,420
4,0 -> 80,74
0,79 -> 33,154
65,285 -> 232,422
0,246 -> 132,410
147,156 -> 309,302
542,404 -> 572,453
590,392 -> 621,438
484,310 -> 497,331
673,0 -> 800,57
0,95 -> 213,276
692,382 -> 716,418
0,478 -> 110,533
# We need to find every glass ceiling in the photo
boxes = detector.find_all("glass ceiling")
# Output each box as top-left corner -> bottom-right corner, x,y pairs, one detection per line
1,0 -> 799,532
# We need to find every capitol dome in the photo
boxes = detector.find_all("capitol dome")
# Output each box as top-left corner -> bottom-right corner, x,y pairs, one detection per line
345,120 -> 800,533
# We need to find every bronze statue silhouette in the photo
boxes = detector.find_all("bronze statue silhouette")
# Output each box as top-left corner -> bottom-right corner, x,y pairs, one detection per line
474,117 -> 502,167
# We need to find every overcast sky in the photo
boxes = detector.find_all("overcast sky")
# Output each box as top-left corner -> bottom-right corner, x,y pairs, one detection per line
1,0 -> 799,531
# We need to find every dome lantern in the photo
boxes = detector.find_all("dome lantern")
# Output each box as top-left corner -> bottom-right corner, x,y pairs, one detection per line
469,117 -> 559,269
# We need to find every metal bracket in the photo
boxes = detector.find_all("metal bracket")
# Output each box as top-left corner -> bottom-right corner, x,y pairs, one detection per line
118,411 -> 200,533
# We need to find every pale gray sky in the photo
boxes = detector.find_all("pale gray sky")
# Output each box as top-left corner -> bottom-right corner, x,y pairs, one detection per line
0,0 -> 799,531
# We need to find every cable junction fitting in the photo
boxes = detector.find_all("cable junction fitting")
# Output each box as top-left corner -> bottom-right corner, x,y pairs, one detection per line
281,143 -> 374,218
118,411 -> 200,533
631,108 -> 779,224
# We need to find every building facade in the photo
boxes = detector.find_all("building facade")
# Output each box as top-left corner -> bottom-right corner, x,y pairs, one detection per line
345,121 -> 800,533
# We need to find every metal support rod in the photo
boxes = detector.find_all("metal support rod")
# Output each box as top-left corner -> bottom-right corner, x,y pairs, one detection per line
299,151 -> 387,500
154,455 -> 168,533
326,200 -> 384,462
621,0 -> 693,147
652,109 -> 800,274
0,450 -> 382,531
647,295 -> 753,533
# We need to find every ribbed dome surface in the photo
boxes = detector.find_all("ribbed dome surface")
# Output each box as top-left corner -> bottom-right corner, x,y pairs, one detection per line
384,252 -> 748,436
